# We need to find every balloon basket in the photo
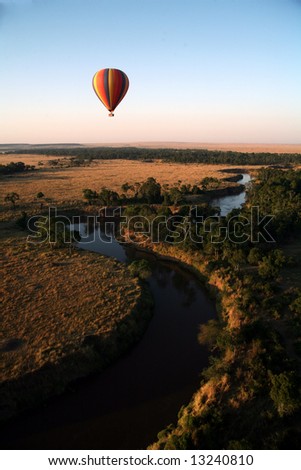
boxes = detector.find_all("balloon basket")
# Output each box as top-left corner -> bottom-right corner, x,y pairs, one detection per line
108,112 -> 114,117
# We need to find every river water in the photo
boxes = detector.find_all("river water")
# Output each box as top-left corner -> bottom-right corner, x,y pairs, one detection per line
0,175 -> 250,450
211,173 -> 251,216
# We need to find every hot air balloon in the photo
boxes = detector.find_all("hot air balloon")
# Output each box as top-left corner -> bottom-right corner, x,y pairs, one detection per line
92,68 -> 129,117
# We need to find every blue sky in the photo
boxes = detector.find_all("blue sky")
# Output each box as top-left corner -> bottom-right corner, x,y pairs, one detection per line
0,0 -> 300,143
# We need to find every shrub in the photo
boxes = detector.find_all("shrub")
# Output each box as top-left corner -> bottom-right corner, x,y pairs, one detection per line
268,371 -> 299,417
247,247 -> 262,265
128,260 -> 151,280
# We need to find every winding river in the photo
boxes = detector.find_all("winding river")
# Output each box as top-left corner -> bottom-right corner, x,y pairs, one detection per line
0,175 -> 250,450
211,173 -> 251,216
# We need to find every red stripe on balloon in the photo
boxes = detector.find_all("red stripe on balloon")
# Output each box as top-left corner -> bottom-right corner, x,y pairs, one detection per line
93,68 -> 129,113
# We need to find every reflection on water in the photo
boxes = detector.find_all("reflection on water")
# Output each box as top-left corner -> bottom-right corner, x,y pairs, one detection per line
211,173 -> 251,216
171,270 -> 197,307
74,223 -> 128,262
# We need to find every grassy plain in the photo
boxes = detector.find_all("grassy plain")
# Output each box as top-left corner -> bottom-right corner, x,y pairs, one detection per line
0,224 -> 152,419
0,229 -> 143,382
0,155 -> 262,208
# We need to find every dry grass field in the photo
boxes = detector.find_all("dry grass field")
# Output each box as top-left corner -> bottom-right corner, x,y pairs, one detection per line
0,155 -> 262,208
0,228 -> 143,383
0,154 -> 65,166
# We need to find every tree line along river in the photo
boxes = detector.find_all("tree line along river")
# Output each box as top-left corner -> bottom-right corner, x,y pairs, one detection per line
0,175 -> 250,449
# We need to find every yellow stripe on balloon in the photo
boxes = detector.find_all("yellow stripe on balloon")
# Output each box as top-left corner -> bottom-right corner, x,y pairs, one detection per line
92,68 -> 129,115
92,73 -> 106,108
108,69 -> 114,108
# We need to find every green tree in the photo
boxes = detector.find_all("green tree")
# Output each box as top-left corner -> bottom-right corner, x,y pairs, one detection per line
121,182 -> 131,197
191,184 -> 201,194
200,177 -> 219,191
138,204 -> 156,217
228,248 -> 246,271
138,177 -> 162,203
180,183 -> 191,194
36,191 -> 45,209
272,249 -> 286,268
269,371 -> 299,417
98,187 -> 119,206
4,192 -> 20,209
128,259 -> 151,279
247,247 -> 262,265
289,293 -> 301,315
258,257 -> 279,279
162,191 -> 172,206
123,205 -> 141,217
156,206 -> 172,217
169,187 -> 182,206
128,182 -> 141,199
82,188 -> 98,205
258,250 -> 286,279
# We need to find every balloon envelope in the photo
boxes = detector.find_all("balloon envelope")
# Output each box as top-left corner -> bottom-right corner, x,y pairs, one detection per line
92,68 -> 129,115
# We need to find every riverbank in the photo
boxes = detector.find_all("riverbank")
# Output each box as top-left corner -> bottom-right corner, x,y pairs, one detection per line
0,226 -> 153,421
139,240 -> 301,449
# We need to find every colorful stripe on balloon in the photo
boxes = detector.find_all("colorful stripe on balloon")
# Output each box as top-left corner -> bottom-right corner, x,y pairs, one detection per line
92,68 -> 129,112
